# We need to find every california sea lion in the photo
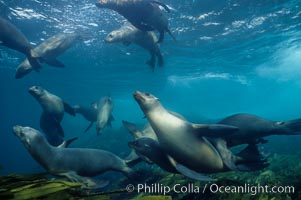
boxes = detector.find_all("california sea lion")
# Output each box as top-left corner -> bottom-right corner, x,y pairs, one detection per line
13,125 -> 137,188
28,86 -> 76,146
133,91 -> 267,178
96,96 -> 115,135
15,32 -> 83,79
0,17 -> 41,70
129,137 -> 178,173
95,0 -> 176,43
105,23 -> 163,70
74,102 -> 98,132
218,113 -> 301,147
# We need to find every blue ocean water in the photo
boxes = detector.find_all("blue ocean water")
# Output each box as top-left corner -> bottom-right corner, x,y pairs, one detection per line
0,0 -> 301,188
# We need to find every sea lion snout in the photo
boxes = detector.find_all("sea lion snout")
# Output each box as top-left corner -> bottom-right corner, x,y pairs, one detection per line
12,125 -> 22,136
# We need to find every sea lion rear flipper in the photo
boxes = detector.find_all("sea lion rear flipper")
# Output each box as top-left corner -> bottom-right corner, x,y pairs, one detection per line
151,1 -> 171,12
63,102 -> 76,116
235,144 -> 269,171
146,53 -> 155,71
84,122 -> 94,132
157,31 -> 165,43
207,138 -> 238,171
122,120 -> 143,138
156,50 -> 164,67
45,58 -> 65,68
191,124 -> 238,137
167,155 -> 214,181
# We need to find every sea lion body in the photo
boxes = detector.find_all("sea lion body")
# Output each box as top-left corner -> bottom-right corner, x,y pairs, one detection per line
96,96 -> 114,135
0,17 -> 41,70
13,126 -> 135,184
96,0 -> 175,43
105,23 -> 163,70
28,86 -> 75,146
74,102 -> 98,132
219,113 -> 301,147
15,32 -> 82,79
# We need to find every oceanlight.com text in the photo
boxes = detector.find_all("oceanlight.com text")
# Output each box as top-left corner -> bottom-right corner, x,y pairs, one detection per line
126,183 -> 295,196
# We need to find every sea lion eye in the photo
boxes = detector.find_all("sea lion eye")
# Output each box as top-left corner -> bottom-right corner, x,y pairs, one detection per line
145,93 -> 150,96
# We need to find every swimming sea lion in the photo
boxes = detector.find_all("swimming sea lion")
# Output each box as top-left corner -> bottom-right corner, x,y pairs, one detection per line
218,113 -> 301,147
128,137 -> 178,173
13,125 -> 137,188
95,0 -> 176,43
28,86 -> 76,146
133,91 -> 267,179
74,102 -> 98,132
96,96 -> 115,135
15,32 -> 83,79
0,17 -> 41,70
105,23 -> 163,70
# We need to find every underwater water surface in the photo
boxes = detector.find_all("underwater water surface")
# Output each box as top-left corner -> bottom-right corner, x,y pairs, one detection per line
1,0 -> 301,199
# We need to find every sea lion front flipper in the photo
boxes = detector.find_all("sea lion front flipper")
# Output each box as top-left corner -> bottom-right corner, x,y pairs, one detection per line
151,1 -> 171,13
57,137 -> 78,148
55,119 -> 65,137
84,122 -> 94,132
45,58 -> 66,68
63,102 -> 76,116
191,124 -> 239,137
167,156 -> 214,181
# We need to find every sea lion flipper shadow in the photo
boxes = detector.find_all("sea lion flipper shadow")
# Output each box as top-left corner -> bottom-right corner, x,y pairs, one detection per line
59,171 -> 109,189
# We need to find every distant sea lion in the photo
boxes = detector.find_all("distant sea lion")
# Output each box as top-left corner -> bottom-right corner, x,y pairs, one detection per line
133,91 -> 267,179
105,23 -> 163,70
15,32 -> 83,79
95,0 -> 176,43
96,96 -> 115,135
74,102 -> 98,132
28,86 -> 76,146
0,17 -> 41,70
218,113 -> 301,147
13,125 -> 137,188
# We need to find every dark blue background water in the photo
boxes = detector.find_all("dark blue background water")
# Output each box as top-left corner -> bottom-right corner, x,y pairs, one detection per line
1,0 -> 301,175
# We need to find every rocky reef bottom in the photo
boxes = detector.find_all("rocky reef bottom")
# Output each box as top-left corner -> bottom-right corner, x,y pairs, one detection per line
0,153 -> 300,200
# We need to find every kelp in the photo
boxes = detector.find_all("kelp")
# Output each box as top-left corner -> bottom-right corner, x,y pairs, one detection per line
0,154 -> 300,199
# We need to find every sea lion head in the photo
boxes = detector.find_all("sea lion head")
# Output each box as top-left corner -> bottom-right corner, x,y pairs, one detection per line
12,125 -> 39,150
105,30 -> 123,43
28,86 -> 46,99
128,138 -> 154,153
99,96 -> 113,107
133,91 -> 160,113
15,60 -> 33,79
